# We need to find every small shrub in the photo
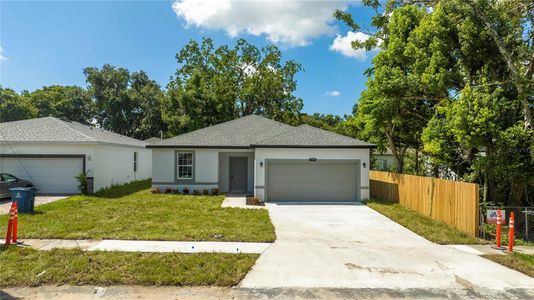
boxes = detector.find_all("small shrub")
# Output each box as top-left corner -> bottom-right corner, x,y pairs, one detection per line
193,189 -> 201,195
211,188 -> 219,195
246,196 -> 263,206
75,172 -> 89,195
150,187 -> 161,194
203,189 -> 209,195
183,187 -> 189,194
164,188 -> 172,194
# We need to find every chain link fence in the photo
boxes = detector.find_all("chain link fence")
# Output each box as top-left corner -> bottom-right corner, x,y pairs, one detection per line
480,206 -> 534,242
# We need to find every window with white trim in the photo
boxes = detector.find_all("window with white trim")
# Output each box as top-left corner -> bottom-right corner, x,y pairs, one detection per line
177,152 -> 193,179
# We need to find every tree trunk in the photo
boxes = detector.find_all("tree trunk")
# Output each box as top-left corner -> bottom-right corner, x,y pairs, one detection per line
385,128 -> 405,174
483,171 -> 488,204
468,0 -> 533,130
415,147 -> 420,175
394,155 -> 404,173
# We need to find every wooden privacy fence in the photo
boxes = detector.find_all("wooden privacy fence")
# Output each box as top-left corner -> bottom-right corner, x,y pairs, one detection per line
369,171 -> 479,237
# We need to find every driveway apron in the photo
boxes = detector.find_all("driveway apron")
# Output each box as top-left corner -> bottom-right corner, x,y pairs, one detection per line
240,203 -> 534,290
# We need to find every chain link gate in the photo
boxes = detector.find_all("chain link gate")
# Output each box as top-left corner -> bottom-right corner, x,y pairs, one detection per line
480,206 -> 534,242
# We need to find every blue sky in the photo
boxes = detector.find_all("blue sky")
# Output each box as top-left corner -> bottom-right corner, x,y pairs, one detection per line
1,1 -> 377,116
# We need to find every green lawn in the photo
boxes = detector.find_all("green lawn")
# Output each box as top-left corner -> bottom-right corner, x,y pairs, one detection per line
0,180 -> 275,242
0,246 -> 258,286
484,253 -> 534,278
367,199 -> 486,244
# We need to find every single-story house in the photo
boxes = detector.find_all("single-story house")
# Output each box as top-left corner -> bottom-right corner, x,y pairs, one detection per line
0,117 -> 151,194
148,115 -> 376,202
373,148 -> 395,171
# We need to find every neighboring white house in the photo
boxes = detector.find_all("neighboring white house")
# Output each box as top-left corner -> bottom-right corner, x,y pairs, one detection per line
373,148 -> 395,171
149,115 -> 376,202
0,117 -> 151,194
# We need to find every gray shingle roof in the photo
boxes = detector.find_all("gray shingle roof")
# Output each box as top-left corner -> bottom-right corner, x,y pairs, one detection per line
144,137 -> 163,144
149,115 -> 294,148
252,124 -> 375,148
0,117 -> 147,147
149,115 -> 375,149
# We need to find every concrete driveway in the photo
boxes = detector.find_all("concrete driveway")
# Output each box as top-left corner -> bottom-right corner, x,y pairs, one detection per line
0,196 -> 67,215
240,203 -> 534,293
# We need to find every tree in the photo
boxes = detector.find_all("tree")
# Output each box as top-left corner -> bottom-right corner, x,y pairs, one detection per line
463,0 -> 534,130
84,65 -> 132,135
30,85 -> 94,123
164,38 -> 303,134
338,5 -> 436,173
129,71 -> 167,139
284,113 -> 344,132
339,0 -> 534,204
84,64 -> 166,139
0,87 -> 37,122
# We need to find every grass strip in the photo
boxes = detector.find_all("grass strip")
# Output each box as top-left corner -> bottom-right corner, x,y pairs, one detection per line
367,199 -> 486,244
0,246 -> 258,286
483,253 -> 534,277
0,180 -> 275,242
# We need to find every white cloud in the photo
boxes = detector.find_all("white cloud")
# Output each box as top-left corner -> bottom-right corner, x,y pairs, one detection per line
0,46 -> 7,61
172,0 -> 355,47
329,31 -> 372,60
327,90 -> 341,97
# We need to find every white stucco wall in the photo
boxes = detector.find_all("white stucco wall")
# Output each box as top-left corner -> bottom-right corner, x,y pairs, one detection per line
254,148 -> 370,201
196,149 -> 219,183
151,148 -> 254,193
151,148 -> 220,193
151,148 -> 175,183
92,144 -> 151,191
0,142 -> 151,193
0,143 -> 96,174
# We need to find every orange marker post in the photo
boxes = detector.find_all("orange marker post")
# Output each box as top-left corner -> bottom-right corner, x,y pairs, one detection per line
4,207 -> 15,245
496,209 -> 502,248
508,212 -> 515,252
12,202 -> 18,244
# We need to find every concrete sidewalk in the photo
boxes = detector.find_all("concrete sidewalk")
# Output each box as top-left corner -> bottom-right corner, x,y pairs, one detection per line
448,244 -> 534,256
2,285 -> 534,299
18,239 -> 272,254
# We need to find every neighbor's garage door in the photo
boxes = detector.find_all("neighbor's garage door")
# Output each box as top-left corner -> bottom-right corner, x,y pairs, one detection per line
266,160 -> 359,202
0,157 -> 83,194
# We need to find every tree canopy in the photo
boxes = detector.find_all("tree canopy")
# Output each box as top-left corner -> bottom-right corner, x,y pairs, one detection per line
30,85 -> 93,123
0,87 -> 37,123
338,0 -> 534,205
164,38 -> 303,135
84,65 -> 166,139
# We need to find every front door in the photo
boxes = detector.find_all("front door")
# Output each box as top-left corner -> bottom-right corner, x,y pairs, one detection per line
229,157 -> 247,193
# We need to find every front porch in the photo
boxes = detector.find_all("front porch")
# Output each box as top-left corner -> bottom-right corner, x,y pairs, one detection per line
218,151 -> 254,194
151,148 -> 254,195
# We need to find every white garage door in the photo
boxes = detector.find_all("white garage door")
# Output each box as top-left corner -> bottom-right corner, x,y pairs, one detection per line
266,160 -> 359,202
0,157 -> 83,194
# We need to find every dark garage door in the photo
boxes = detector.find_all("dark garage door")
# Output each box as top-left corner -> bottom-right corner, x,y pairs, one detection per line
266,160 -> 359,202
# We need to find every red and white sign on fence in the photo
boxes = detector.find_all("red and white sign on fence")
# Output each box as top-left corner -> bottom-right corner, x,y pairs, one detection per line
487,209 -> 506,225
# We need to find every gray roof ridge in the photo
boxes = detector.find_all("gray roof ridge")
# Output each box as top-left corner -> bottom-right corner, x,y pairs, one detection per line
154,114 -> 294,145
251,125 -> 300,145
50,117 -> 97,142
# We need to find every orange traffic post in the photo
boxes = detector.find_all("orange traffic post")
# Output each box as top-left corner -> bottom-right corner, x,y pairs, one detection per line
12,202 -> 18,244
4,207 -> 15,246
508,212 -> 515,252
496,209 -> 502,248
